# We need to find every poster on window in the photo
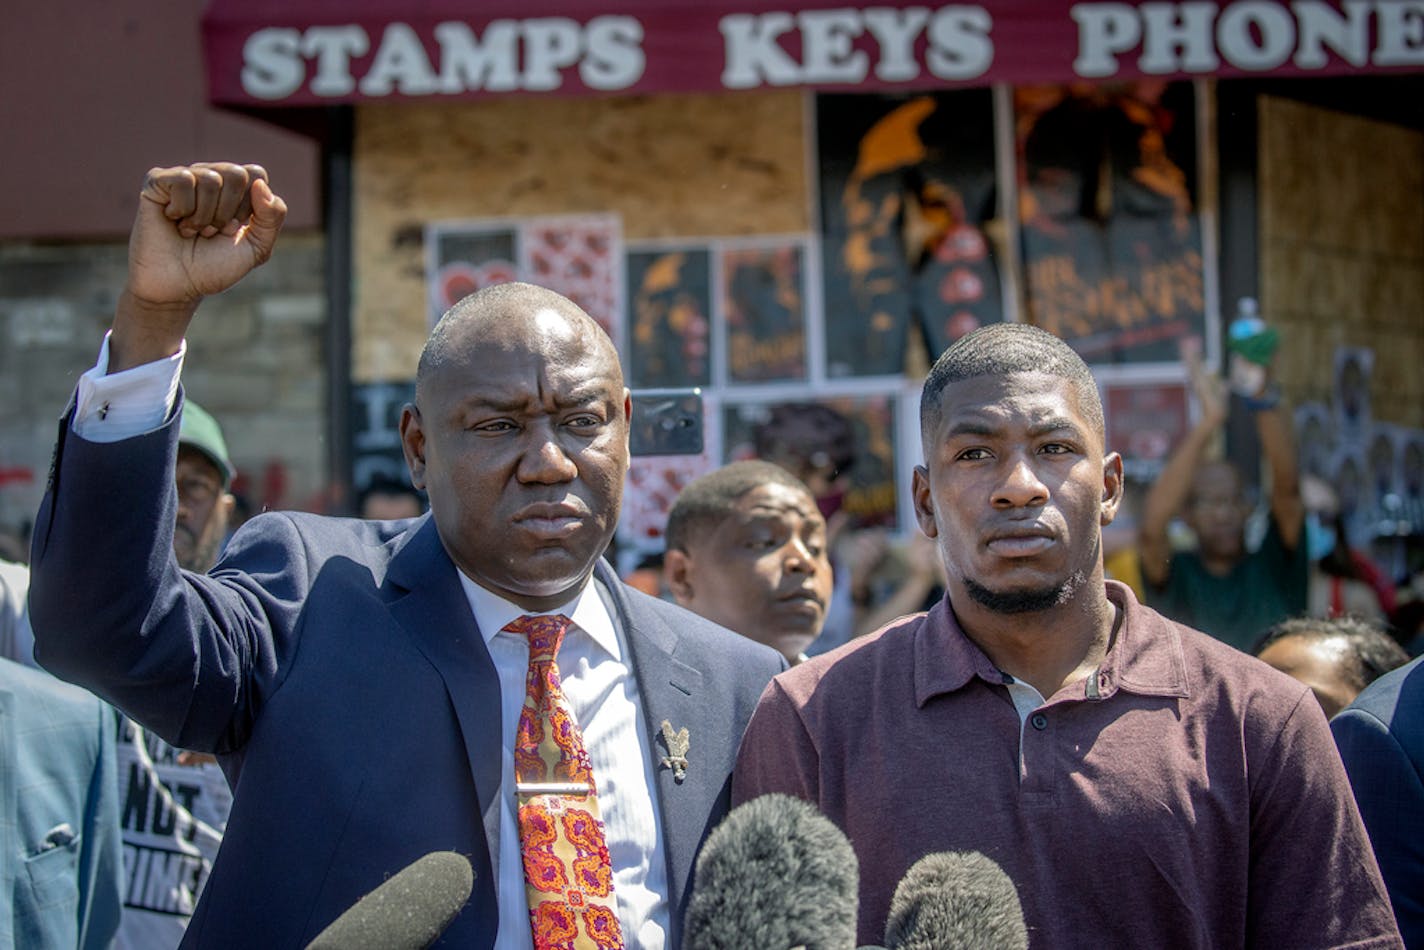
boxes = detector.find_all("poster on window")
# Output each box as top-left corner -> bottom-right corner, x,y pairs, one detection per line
1333,346 -> 1373,446
1016,81 -> 1204,365
818,90 -> 1004,379
427,226 -> 519,325
618,391 -> 721,556
720,239 -> 810,384
1103,380 -> 1189,481
722,394 -> 900,531
625,244 -> 713,389
426,215 -> 623,346
1295,403 -> 1336,483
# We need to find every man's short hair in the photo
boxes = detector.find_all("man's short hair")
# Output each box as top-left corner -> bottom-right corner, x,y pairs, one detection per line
1252,615 -> 1411,695
665,461 -> 815,554
920,323 -> 1104,443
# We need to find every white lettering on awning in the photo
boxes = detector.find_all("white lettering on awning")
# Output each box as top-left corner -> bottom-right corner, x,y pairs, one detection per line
1073,0 -> 1423,77
237,16 -> 646,100
720,5 -> 992,89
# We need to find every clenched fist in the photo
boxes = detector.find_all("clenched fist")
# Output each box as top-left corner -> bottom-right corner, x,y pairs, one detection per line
112,162 -> 288,373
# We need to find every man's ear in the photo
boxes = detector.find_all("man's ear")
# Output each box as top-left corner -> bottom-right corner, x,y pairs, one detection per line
663,548 -> 695,606
620,389 -> 632,471
912,465 -> 940,539
399,403 -> 427,490
1100,451 -> 1125,526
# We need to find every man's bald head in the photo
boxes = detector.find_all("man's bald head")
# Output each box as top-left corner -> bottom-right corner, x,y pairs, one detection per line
400,280 -> 632,612
417,282 -> 622,403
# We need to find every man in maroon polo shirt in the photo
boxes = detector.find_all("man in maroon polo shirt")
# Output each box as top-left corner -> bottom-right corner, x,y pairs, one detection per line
732,323 -> 1401,949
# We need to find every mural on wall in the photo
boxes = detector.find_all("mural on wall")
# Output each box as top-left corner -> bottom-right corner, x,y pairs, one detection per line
817,90 -> 1003,378
721,239 -> 810,384
1015,80 -> 1204,365
625,245 -> 713,389
426,215 -> 623,344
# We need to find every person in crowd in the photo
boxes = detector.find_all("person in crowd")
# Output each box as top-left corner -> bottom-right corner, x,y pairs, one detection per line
733,323 -> 1401,947
27,161 -> 783,948
1298,473 -> 1396,624
356,472 -> 425,520
1139,341 -> 1307,651
663,461 -> 833,665
1332,655 -> 1424,948
1,655 -> 123,949
112,399 -> 236,949
748,403 -> 943,652
1253,615 -> 1410,718
750,403 -> 860,656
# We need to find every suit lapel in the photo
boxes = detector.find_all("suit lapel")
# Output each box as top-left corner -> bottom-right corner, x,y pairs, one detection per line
593,562 -> 714,941
384,517 -> 503,877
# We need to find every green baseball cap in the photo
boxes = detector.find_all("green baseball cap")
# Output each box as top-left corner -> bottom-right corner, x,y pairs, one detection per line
179,400 -> 233,488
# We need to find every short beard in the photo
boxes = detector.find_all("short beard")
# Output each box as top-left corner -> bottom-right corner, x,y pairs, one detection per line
175,525 -> 224,574
962,570 -> 1086,615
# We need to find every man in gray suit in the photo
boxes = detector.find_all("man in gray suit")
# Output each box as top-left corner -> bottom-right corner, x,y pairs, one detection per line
28,162 -> 783,948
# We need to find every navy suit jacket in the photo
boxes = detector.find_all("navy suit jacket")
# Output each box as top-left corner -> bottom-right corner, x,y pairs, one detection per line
29,405 -> 784,948
1332,656 -> 1424,949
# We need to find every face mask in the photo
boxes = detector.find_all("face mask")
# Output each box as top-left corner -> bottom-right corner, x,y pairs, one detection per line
1305,512 -> 1337,561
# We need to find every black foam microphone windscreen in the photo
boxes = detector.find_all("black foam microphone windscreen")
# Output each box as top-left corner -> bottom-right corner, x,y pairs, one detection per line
684,793 -> 860,950
884,851 -> 1028,950
306,851 -> 475,950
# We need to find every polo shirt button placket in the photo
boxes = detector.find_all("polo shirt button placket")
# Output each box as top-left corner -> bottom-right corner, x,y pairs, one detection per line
1031,712 -> 1048,731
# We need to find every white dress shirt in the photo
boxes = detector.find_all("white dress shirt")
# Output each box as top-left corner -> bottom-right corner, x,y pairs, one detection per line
70,333 -> 671,948
461,578 -> 669,950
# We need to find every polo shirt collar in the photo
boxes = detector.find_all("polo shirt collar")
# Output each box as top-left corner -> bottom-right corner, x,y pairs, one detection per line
913,581 -> 1189,708
1096,581 -> 1190,700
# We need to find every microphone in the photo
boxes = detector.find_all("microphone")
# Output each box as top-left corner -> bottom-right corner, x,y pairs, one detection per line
306,851 -> 474,950
883,852 -> 1027,950
684,793 -> 860,950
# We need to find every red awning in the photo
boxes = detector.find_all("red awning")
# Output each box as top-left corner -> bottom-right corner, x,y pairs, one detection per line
202,0 -> 1424,107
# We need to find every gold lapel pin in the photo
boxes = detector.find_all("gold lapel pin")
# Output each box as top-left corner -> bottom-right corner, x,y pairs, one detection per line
659,720 -> 690,782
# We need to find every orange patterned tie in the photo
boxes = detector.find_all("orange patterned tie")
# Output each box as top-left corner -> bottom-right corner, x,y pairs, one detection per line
506,614 -> 625,950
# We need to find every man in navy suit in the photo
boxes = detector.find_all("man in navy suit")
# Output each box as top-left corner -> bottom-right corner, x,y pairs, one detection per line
1333,656 -> 1424,948
27,162 -> 783,948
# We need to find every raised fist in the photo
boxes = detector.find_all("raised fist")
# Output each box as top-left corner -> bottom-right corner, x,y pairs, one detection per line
126,162 -> 288,308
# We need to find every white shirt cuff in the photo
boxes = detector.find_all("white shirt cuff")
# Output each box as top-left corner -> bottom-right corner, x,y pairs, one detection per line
72,332 -> 185,443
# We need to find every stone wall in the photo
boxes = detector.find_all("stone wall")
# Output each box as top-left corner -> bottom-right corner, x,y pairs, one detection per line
0,233 -> 329,546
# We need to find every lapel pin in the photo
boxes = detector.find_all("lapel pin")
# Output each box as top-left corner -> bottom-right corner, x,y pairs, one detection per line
659,720 -> 690,783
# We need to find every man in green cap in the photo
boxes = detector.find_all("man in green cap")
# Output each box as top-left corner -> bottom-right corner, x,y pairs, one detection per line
173,400 -> 235,575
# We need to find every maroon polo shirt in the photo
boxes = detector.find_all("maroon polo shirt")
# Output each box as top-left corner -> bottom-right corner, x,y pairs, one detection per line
732,582 -> 1401,949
